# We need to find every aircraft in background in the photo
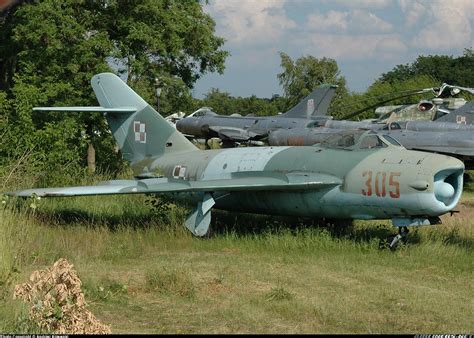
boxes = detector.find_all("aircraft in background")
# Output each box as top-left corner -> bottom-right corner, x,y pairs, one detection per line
268,85 -> 474,169
175,85 -> 337,147
8,73 -> 465,249
372,83 -> 474,124
338,83 -> 473,123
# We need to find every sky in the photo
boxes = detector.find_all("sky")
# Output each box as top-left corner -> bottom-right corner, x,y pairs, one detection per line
192,0 -> 473,99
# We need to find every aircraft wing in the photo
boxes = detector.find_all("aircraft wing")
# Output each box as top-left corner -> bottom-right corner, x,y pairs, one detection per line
410,146 -> 474,157
9,172 -> 341,197
209,126 -> 266,141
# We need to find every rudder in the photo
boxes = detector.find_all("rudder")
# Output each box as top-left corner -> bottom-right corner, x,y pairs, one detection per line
91,73 -> 198,164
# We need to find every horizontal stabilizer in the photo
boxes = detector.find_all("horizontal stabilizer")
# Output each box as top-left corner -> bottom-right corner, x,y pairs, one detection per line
9,172 -> 341,198
33,106 -> 137,113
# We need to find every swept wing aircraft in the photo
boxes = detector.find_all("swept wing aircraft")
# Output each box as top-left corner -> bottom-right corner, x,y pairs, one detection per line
175,85 -> 337,146
269,86 -> 474,168
9,73 -> 465,249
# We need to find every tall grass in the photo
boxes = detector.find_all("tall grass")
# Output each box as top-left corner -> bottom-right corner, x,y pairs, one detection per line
0,171 -> 472,333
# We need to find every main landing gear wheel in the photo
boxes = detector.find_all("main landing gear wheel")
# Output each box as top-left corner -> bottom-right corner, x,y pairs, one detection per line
379,226 -> 409,251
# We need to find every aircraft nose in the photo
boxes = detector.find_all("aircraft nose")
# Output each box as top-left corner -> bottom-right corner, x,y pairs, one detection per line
433,167 -> 463,208
415,153 -> 464,216
176,118 -> 194,135
434,180 -> 455,202
176,119 -> 184,131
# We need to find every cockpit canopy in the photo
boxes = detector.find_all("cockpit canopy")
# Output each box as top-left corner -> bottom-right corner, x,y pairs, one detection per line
319,130 -> 401,150
189,107 -> 216,117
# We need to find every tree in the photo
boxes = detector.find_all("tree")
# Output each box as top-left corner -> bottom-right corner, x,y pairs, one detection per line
380,49 -> 474,87
197,88 -> 285,117
0,0 -> 228,181
277,52 -> 349,118
340,74 -> 439,121
99,0 -> 228,116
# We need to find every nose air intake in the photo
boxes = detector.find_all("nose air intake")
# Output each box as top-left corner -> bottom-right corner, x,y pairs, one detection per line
434,169 -> 463,208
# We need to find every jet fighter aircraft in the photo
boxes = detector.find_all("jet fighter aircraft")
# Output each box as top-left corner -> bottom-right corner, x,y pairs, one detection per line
9,73 -> 465,249
269,85 -> 474,168
175,85 -> 337,147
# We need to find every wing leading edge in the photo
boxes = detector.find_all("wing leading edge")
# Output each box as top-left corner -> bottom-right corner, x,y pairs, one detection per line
9,172 -> 341,198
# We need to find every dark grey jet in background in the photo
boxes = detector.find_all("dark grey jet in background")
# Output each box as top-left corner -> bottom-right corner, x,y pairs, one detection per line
176,85 -> 337,147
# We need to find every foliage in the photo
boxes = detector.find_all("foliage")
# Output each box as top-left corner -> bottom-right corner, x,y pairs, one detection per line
277,52 -> 349,118
99,0 -> 229,116
197,88 -> 286,116
379,48 -> 474,87
0,0 -> 228,181
340,75 -> 439,120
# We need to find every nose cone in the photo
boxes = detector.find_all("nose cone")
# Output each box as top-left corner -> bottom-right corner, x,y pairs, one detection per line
434,180 -> 455,202
175,118 -> 185,132
421,154 -> 464,215
176,118 -> 199,136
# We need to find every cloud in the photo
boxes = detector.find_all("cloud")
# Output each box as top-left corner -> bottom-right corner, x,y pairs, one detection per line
295,33 -> 407,61
307,9 -> 393,33
205,0 -> 295,47
323,0 -> 392,9
303,9 -> 400,60
400,0 -> 473,51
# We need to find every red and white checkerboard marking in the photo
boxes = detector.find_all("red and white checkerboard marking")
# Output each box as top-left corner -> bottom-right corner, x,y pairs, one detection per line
456,115 -> 467,124
134,121 -> 146,143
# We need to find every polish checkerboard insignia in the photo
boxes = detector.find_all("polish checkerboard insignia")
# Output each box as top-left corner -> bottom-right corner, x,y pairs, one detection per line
456,115 -> 467,124
172,165 -> 187,179
134,121 -> 146,143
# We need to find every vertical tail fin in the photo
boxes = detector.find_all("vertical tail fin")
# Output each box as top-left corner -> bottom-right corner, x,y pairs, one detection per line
434,101 -> 474,124
90,73 -> 197,165
282,85 -> 337,119
33,73 -> 198,167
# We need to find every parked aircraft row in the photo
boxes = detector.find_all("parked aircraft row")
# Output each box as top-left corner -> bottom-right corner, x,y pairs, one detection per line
176,84 -> 474,168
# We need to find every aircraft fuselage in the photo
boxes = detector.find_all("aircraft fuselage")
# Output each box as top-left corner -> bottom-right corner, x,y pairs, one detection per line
133,144 -> 463,222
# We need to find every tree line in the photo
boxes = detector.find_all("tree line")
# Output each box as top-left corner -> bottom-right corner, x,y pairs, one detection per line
0,1 -> 472,185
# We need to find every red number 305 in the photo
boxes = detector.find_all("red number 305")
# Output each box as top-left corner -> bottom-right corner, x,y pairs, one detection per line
362,171 -> 400,199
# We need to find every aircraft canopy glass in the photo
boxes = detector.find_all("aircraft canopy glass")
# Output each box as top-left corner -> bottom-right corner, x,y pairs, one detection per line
319,130 -> 392,150
191,107 -> 215,117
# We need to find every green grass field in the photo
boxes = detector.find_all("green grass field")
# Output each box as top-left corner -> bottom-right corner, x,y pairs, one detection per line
0,189 -> 472,333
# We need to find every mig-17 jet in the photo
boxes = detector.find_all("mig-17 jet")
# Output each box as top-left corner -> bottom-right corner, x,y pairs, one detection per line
9,73 -> 465,249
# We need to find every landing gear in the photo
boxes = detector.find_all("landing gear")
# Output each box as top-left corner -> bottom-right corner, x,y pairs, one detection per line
379,226 -> 409,251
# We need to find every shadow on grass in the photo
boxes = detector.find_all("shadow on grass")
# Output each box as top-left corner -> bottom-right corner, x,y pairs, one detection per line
33,208 -> 157,231
209,210 -> 395,244
24,201 -> 472,250
209,210 -> 473,250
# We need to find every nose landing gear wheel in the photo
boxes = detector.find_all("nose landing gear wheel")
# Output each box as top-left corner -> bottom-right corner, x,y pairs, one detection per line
379,226 -> 409,251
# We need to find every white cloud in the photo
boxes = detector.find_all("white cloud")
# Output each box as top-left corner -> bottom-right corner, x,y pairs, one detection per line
307,9 -> 393,33
205,0 -> 296,47
400,0 -> 473,50
295,33 -> 406,61
307,10 -> 349,31
197,0 -> 472,97
350,9 -> 393,33
323,0 -> 392,9
398,0 -> 428,28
